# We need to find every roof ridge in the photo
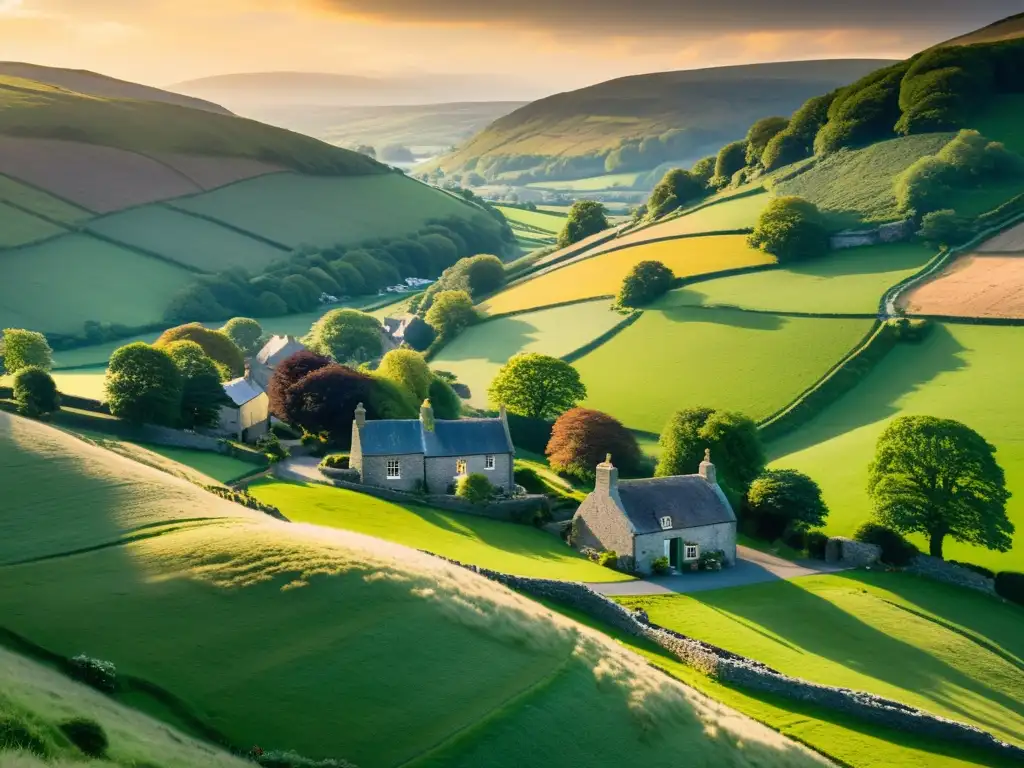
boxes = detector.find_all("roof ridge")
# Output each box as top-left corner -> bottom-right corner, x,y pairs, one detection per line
620,474 -> 701,484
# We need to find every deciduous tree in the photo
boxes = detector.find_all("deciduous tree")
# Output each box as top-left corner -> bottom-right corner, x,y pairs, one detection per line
616,261 -> 674,308
221,317 -> 264,356
267,350 -> 332,420
746,469 -> 828,540
376,349 -> 432,402
868,415 -> 1013,559
424,290 -> 477,338
1,329 -> 52,375
745,116 -> 789,165
748,196 -> 829,263
306,309 -> 383,364
154,324 -> 244,379
164,340 -> 229,429
546,408 -> 641,481
557,201 -> 609,248
12,366 -> 59,418
488,353 -> 586,421
105,343 -> 182,426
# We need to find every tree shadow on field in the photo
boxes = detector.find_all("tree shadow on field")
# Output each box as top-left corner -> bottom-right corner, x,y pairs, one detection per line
768,324 -> 968,457
433,317 -> 537,364
689,578 -> 1024,742
659,304 -> 785,331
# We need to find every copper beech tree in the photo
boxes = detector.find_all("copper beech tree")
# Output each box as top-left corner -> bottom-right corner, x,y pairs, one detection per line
546,408 -> 642,482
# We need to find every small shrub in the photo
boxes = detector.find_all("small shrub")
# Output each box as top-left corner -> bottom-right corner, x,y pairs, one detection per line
782,528 -> 807,552
0,714 -> 47,754
513,465 -> 545,494
271,422 -> 301,440
319,453 -> 350,470
256,749 -> 357,768
597,550 -> 618,570
12,366 -> 60,418
806,531 -> 829,560
58,718 -> 108,758
456,473 -> 494,504
699,550 -> 725,571
650,556 -> 670,576
854,522 -> 919,566
68,654 -> 117,692
257,433 -> 289,463
994,571 -> 1024,607
948,560 -> 995,579
888,317 -> 933,343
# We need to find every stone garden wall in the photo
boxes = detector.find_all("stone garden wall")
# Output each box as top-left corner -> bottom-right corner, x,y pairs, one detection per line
907,555 -> 997,596
825,537 -> 881,567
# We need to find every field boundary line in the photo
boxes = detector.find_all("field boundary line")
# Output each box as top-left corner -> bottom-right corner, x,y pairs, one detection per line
0,171 -> 96,218
159,202 -> 294,251
0,200 -> 76,250
483,295 -> 616,321
679,304 -> 878,320
561,310 -> 642,364
81,227 -> 209,274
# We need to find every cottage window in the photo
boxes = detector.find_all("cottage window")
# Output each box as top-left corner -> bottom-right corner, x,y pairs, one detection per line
386,459 -> 401,479
456,458 -> 468,476
484,455 -> 495,470
685,544 -> 699,561
659,516 -> 672,530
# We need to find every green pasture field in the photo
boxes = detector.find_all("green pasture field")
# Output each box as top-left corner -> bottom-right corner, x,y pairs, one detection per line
0,201 -> 65,247
0,173 -> 91,223
171,173 -> 484,249
617,571 -> 1024,747
974,94 -> 1024,154
431,299 -> 626,408
574,305 -> 875,434
525,172 -> 644,191
770,323 -> 1024,572
0,413 -> 820,768
494,205 -> 566,234
248,480 -> 631,582
774,133 -> 955,228
87,205 -> 288,272
552,600 -> 1018,768
50,365 -> 107,399
673,243 -> 934,314
0,233 -> 195,335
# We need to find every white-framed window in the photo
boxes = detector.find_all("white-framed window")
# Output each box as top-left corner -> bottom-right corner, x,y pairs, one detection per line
386,459 -> 401,479
659,516 -> 672,531
485,455 -> 495,470
456,458 -> 468,476
685,544 -> 699,561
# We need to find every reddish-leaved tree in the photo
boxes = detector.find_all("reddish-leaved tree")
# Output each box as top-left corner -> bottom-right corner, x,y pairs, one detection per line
267,350 -> 332,420
281,364 -> 375,444
546,407 -> 642,481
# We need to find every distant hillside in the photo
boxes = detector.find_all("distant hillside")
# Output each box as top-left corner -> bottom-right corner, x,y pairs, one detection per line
170,71 -> 547,108
939,12 -> 1024,46
427,59 -> 893,184
0,61 -> 232,114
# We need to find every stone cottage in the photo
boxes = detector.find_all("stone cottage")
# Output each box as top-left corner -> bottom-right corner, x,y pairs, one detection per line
571,451 -> 737,574
217,373 -> 270,443
250,335 -> 307,391
350,400 -> 515,494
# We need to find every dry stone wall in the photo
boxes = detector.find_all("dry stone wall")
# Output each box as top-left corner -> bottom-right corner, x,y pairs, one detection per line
907,555 -> 997,596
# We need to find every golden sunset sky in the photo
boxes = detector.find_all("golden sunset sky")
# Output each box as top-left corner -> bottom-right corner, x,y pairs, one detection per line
0,0 -> 1018,91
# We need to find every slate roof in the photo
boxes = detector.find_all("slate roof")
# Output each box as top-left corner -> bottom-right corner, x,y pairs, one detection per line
616,476 -> 735,533
222,377 -> 265,407
256,335 -> 307,367
358,418 -> 513,458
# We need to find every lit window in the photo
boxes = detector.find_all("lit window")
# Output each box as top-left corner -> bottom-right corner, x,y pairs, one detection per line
386,459 -> 401,479
456,458 -> 467,475
485,455 -> 495,470
659,516 -> 672,531
685,544 -> 699,561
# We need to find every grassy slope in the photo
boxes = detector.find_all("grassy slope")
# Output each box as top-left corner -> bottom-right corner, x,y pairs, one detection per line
617,571 -> 1024,746
494,205 -> 565,234
0,75 -> 380,176
0,647 -> 250,768
773,134 -> 954,228
673,243 -> 934,313
431,60 -> 890,175
0,174 -> 91,223
575,303 -> 874,433
431,299 -> 626,408
0,413 -> 824,768
86,205 -> 288,272
0,234 -> 195,335
481,235 -> 775,315
769,323 -> 1024,571
248,480 -> 631,582
171,173 -> 487,249
0,203 -> 64,248
525,172 -> 645,191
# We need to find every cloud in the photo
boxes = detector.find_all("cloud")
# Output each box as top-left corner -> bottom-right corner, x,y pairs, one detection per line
315,0 -> 1019,38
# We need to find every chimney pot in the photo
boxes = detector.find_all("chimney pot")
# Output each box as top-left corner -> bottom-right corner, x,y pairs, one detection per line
354,402 -> 366,429
420,398 -> 435,431
699,448 -> 717,485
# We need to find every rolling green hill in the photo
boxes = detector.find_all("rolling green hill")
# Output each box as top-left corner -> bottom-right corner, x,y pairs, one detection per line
0,412 -> 826,768
426,59 -> 892,184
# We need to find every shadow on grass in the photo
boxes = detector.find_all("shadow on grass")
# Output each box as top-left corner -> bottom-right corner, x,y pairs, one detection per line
768,323 -> 969,457
659,304 -> 786,331
687,578 -> 1024,742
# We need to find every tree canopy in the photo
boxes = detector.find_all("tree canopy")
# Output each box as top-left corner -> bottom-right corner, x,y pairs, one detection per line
424,290 -> 477,338
745,116 -> 789,165
428,375 -> 462,419
1,329 -> 52,375
713,141 -> 747,187
746,469 -> 828,539
557,201 -> 609,248
305,309 -> 383,364
748,196 -> 829,263
616,260 -> 674,308
267,350 -> 333,421
545,407 -> 641,482
488,353 -> 586,421
105,343 -> 182,427
164,340 -> 229,429
867,415 -> 1013,559
646,169 -> 705,218
220,317 -> 264,356
12,367 -> 59,418
154,324 -> 244,380
281,364 -> 374,441
376,349 -> 432,402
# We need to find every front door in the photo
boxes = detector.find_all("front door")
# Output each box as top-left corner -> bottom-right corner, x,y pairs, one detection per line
666,538 -> 681,570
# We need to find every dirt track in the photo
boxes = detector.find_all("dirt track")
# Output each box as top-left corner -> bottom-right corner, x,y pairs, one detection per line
977,221 -> 1024,253
901,254 -> 1024,318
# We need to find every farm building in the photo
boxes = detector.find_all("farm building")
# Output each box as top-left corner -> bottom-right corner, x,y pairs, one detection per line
251,335 -> 307,390
572,452 -> 737,574
217,374 -> 270,443
350,400 -> 515,494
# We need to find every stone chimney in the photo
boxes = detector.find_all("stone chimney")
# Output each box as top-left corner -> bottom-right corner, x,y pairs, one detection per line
243,361 -> 252,382
420,399 -> 435,432
595,453 -> 619,497
498,403 -> 514,456
354,402 -> 366,429
699,448 -> 717,485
